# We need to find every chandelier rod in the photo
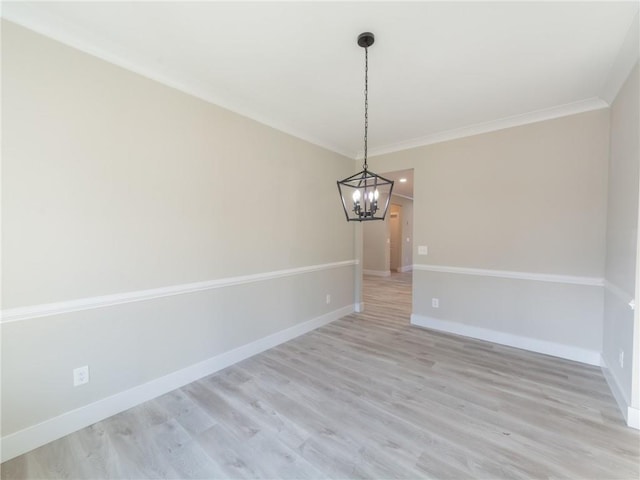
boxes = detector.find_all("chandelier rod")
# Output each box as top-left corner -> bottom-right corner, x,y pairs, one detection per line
336,31 -> 393,222
363,45 -> 369,171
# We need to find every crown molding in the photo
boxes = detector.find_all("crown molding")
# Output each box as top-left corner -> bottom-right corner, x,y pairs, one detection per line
0,11 -> 355,160
365,97 -> 609,158
601,11 -> 639,103
2,3 -> 627,162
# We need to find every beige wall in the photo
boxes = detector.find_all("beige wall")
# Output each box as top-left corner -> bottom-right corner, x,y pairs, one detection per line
362,195 -> 413,275
603,62 -> 639,412
390,195 -> 414,270
363,217 -> 390,274
372,111 -> 609,276
1,21 -> 355,442
369,109 -> 609,353
363,194 -> 413,274
2,14 -> 635,453
2,21 -> 354,308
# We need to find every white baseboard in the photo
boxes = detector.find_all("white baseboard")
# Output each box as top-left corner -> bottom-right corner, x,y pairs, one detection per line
354,302 -> 364,313
398,265 -> 413,273
628,407 -> 640,430
1,304 -> 354,462
363,269 -> 391,277
601,357 -> 640,430
601,357 -> 630,422
410,314 -> 601,366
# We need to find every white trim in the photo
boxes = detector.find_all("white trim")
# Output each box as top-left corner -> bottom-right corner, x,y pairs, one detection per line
398,265 -> 413,273
601,12 -> 639,103
413,264 -> 603,287
604,279 -> 635,305
354,302 -> 364,313
0,304 -> 354,462
0,8 -> 355,159
410,314 -> 601,366
363,269 -> 391,277
1,260 -> 357,323
628,407 -> 640,430
366,97 -> 609,158
601,357 -> 639,430
601,356 -> 631,419
1,5 -> 620,162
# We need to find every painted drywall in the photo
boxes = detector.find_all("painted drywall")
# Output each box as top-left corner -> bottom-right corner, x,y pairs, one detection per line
390,195 -> 414,271
603,62 -> 639,418
1,20 -> 355,444
369,109 -> 609,355
1,20 -> 354,308
362,194 -> 413,275
2,267 -> 355,438
363,217 -> 390,275
413,271 -> 603,353
389,204 -> 402,271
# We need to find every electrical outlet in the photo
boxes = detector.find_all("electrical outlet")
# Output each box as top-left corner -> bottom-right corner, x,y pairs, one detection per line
418,245 -> 428,255
73,366 -> 89,386
326,294 -> 331,304
432,298 -> 439,308
619,350 -> 624,368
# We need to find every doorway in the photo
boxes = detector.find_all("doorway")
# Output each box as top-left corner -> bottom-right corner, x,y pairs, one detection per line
389,204 -> 402,272
360,168 -> 414,322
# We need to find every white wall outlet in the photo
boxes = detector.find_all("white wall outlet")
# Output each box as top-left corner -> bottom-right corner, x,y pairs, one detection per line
619,350 -> 624,368
418,245 -> 428,255
432,298 -> 439,308
326,294 -> 331,304
73,365 -> 89,386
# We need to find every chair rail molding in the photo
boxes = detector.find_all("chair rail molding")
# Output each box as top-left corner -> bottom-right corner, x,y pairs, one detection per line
413,264 -> 604,286
1,260 -> 358,323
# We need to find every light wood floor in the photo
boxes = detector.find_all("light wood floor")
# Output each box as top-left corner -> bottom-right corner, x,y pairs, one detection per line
3,273 -> 639,479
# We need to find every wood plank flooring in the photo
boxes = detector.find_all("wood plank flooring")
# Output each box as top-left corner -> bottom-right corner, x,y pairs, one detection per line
2,273 -> 639,479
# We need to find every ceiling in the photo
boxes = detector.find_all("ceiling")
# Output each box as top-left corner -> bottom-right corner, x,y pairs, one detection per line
383,169 -> 414,199
3,1 -> 638,159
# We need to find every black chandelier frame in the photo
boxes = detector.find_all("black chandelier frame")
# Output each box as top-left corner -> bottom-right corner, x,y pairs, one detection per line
337,32 -> 394,222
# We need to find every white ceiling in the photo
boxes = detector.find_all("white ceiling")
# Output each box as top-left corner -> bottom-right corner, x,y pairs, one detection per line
384,169 -> 414,199
3,1 -> 638,159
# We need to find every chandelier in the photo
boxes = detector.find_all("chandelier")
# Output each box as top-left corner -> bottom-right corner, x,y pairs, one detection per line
337,32 -> 394,222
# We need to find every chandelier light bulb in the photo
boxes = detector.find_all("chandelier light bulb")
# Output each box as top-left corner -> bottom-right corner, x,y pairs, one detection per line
336,31 -> 394,221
